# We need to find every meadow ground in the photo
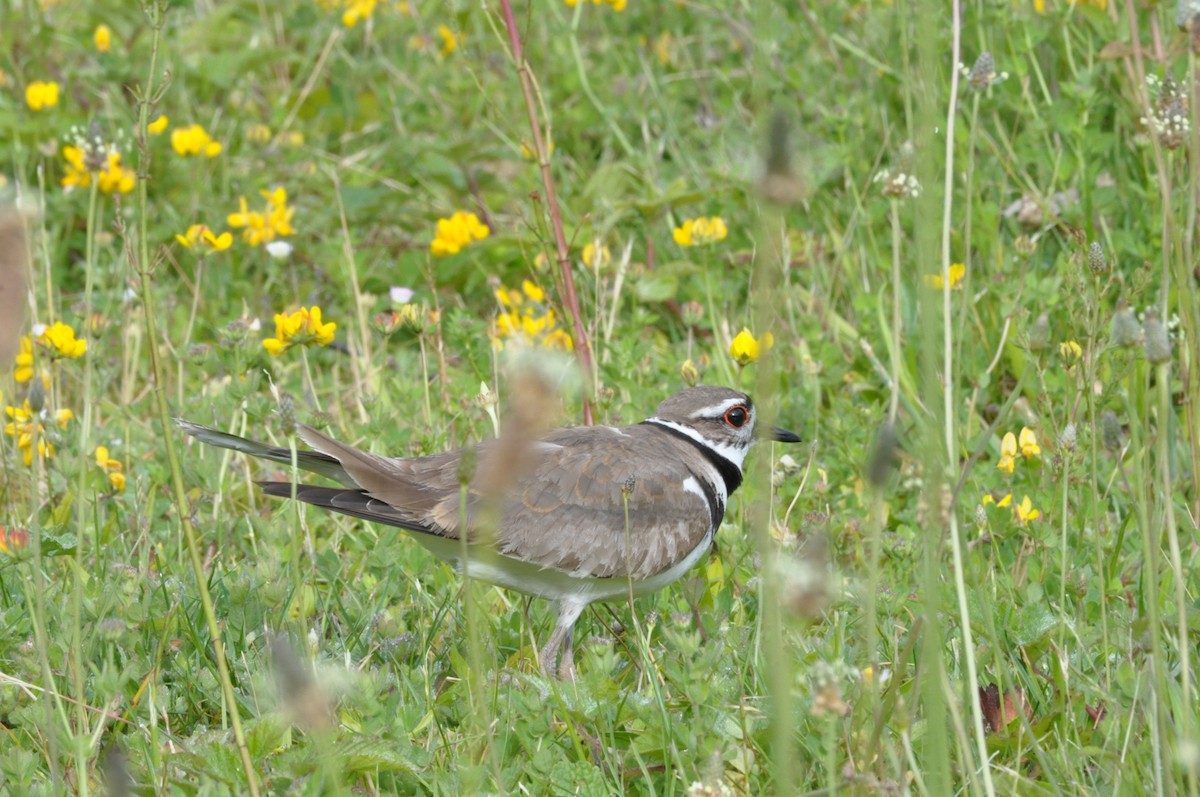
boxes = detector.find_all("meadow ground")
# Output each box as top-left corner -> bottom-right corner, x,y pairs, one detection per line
1,0 -> 1199,794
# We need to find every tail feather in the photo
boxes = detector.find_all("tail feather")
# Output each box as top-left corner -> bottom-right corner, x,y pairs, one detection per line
256,481 -> 448,537
176,419 -> 354,485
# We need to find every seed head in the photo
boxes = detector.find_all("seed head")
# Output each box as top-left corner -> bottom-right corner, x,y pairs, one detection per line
1110,305 -> 1143,348
1143,308 -> 1172,363
1028,313 -> 1051,352
1088,242 -> 1107,275
969,51 -> 997,91
1101,409 -> 1123,451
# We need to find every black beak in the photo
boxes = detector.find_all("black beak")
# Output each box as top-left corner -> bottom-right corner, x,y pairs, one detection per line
769,426 -> 802,443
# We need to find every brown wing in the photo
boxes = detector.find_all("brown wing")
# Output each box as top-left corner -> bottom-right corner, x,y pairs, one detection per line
487,428 -> 716,579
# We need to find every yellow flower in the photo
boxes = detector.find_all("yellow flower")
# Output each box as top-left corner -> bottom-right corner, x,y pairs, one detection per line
1015,495 -> 1040,524
430,211 -> 490,256
522,280 -> 545,303
1059,340 -> 1082,361
263,306 -> 337,356
342,0 -> 377,26
25,80 -> 60,111
437,24 -> 462,56
94,24 -> 112,53
55,408 -> 74,427
673,216 -> 728,247
924,263 -> 966,290
176,224 -> 233,253
147,115 -> 169,135
1018,427 -> 1041,458
171,123 -> 223,157
729,328 -> 774,366
982,492 -> 1013,508
96,445 -> 126,492
13,335 -> 34,383
582,241 -> 611,268
40,322 -> 87,359
997,431 -> 1017,473
227,188 -> 294,246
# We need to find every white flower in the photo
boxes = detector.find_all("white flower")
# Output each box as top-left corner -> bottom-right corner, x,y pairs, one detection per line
31,322 -> 47,337
390,286 -> 415,304
265,240 -> 293,259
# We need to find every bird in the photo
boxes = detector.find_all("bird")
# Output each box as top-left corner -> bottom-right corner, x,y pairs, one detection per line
178,385 -> 800,679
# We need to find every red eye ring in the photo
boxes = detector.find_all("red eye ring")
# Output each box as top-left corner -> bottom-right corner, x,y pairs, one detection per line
723,405 -> 749,428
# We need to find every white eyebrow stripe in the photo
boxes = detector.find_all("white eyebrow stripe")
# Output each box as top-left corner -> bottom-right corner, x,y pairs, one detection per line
689,396 -> 751,419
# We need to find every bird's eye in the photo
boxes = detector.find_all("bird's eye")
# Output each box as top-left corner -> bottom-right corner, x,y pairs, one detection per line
723,406 -> 749,428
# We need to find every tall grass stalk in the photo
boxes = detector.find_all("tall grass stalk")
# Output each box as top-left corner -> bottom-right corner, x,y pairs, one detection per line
934,3 -> 994,794
129,4 -> 260,794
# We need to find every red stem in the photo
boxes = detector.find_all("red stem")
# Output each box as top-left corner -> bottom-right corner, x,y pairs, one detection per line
497,0 -> 595,424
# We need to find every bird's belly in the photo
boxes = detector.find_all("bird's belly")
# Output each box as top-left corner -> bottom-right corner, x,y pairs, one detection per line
406,529 -> 714,604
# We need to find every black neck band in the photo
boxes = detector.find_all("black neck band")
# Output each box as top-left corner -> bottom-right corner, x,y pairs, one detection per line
641,421 -> 744,497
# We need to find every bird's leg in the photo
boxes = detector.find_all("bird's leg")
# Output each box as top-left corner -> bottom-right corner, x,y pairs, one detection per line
540,598 -> 586,679
538,625 -> 567,676
557,626 -> 576,682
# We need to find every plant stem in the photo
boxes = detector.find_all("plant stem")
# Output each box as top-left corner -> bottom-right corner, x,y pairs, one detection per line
938,4 -> 993,795
495,0 -> 595,424
70,179 -> 101,797
888,198 -> 902,423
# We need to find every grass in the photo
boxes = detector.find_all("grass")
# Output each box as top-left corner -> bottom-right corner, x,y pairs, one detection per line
1,0 -> 1198,793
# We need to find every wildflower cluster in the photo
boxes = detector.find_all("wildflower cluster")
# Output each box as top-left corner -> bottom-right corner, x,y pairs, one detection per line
673,216 -> 728,247
491,281 -> 573,351
1142,73 -> 1190,150
95,446 -> 127,493
60,126 -> 136,195
924,263 -> 965,290
565,0 -> 627,11
227,187 -> 295,246
25,80 -> 59,111
263,306 -> 337,355
0,525 -> 29,556
316,0 -> 410,27
176,224 -> 233,254
729,328 -> 774,366
171,123 -> 223,158
997,426 -> 1040,473
875,169 -> 921,199
982,492 -> 1041,525
4,401 -> 73,467
430,210 -> 490,256
14,323 -> 87,388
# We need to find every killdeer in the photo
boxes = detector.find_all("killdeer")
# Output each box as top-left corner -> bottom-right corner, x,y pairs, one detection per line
179,386 -> 800,679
